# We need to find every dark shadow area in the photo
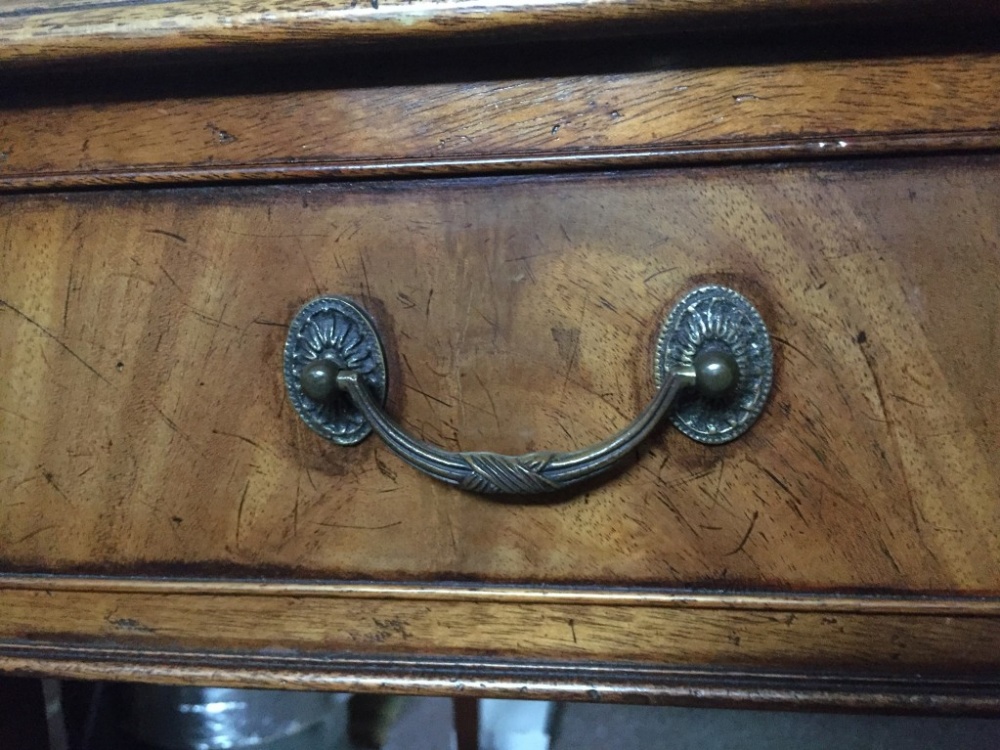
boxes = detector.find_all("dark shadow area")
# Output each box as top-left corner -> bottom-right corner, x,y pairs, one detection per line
43,679 -> 1000,747
3,15 -> 1000,107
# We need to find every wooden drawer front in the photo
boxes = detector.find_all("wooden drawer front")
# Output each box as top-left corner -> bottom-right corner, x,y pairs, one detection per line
1,157 -> 998,595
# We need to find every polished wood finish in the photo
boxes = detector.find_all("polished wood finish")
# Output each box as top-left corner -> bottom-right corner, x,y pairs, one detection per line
3,52 -> 1000,190
4,585 -> 1000,671
4,577 -> 999,614
4,641 -> 1000,715
3,8 -> 1000,711
2,158 -> 999,594
2,0 -> 996,67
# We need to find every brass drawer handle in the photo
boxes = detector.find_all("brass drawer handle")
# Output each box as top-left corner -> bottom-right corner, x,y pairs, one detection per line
284,285 -> 772,495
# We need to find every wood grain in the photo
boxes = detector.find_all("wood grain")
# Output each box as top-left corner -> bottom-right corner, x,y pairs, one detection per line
2,0 -> 996,67
2,586 -> 1000,672
2,156 -> 998,593
3,585 -> 1000,712
4,0 -> 1000,709
3,53 -> 1000,190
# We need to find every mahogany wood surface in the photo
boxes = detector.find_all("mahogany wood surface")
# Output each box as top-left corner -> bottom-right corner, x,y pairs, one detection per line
2,0 -> 997,68
2,51 -> 1000,190
1,158 -> 998,594
2,15 -> 1000,709
4,586 -> 1000,672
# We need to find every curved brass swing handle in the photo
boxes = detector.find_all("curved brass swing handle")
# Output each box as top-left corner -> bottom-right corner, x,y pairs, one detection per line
299,350 -> 736,494
344,366 -> 692,494
284,286 -> 772,496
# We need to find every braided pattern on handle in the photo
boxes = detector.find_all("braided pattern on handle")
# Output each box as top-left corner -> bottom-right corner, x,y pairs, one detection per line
337,368 -> 691,495
457,452 -> 560,494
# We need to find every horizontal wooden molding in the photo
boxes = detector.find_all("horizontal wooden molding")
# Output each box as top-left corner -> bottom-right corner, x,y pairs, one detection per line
2,575 -> 999,615
2,52 -> 1000,191
2,0 -> 996,67
4,584 -> 1000,676
2,133 -> 1000,193
3,643 -> 1000,713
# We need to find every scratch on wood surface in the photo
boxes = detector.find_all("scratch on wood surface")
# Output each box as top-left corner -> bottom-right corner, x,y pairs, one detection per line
236,480 -> 250,546
857,339 -> 930,554
748,457 -> 808,525
314,521 -> 403,531
858,338 -> 894,430
375,451 -> 398,482
643,266 -> 678,284
504,249 -> 557,264
876,537 -> 904,575
714,457 -> 726,507
770,334 -> 817,367
303,462 -> 319,492
0,297 -> 111,385
211,428 -> 263,450
725,510 -> 759,556
157,263 -> 182,292
0,405 -> 39,424
40,468 -> 69,502
180,301 -> 238,330
445,508 -> 459,554
402,353 -> 451,415
560,295 -> 588,396
889,392 -> 932,409
358,250 -> 372,300
664,466 -> 716,489
474,371 -> 500,429
645,475 -> 703,539
13,525 -> 57,544
299,241 -> 321,296
151,404 -> 197,448
146,228 -> 187,244
61,227 -> 83,332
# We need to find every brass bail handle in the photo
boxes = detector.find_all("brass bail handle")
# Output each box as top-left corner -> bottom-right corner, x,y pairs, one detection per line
283,285 -> 773,495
